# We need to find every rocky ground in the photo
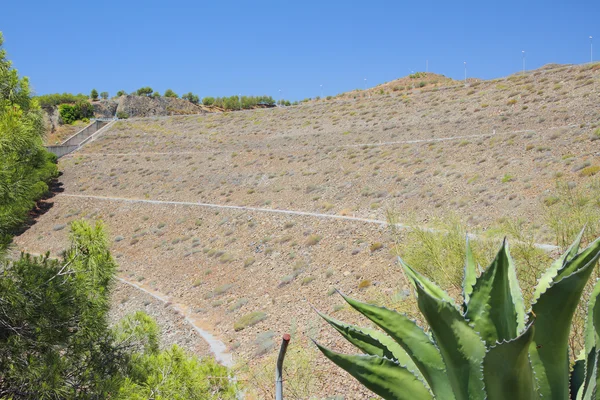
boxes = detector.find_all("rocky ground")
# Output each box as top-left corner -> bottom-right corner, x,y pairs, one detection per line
16,62 -> 600,399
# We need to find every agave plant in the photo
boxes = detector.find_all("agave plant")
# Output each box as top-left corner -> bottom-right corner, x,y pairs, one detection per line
314,229 -> 600,399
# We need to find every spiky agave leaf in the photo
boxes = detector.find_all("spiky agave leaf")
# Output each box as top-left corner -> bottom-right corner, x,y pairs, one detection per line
532,227 -> 585,304
571,354 -> 586,400
314,342 -> 433,400
462,235 -> 477,311
576,279 -> 600,400
530,236 -> 600,400
483,321 -> 536,400
398,256 -> 455,304
465,239 -> 525,345
339,293 -> 455,399
315,309 -> 425,383
415,283 -> 486,400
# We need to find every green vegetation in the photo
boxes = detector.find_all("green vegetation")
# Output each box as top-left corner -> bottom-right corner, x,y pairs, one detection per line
100,91 -> 109,100
58,100 -> 94,124
409,72 -> 426,79
0,220 -> 236,398
164,88 -> 178,98
234,311 -> 267,331
306,234 -> 322,246
35,92 -> 88,109
2,35 -> 235,396
90,88 -> 98,100
315,230 -> 600,400
182,92 -> 200,104
0,32 -> 58,251
116,111 -> 129,119
580,165 -> 600,177
544,179 -> 600,247
212,95 -> 276,110
136,86 -> 153,97
116,90 -> 127,97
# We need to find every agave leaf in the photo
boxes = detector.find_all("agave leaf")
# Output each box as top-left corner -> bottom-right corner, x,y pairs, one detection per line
577,348 -> 596,400
340,293 -> 455,399
415,283 -> 486,400
483,322 -> 536,400
316,310 -> 425,383
533,228 -> 585,304
314,342 -> 433,400
398,256 -> 455,304
571,354 -> 586,400
530,236 -> 600,400
533,227 -> 585,305
465,240 -> 525,344
463,235 -> 477,310
584,280 -> 600,357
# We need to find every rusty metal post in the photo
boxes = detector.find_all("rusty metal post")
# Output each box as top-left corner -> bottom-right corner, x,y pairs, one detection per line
275,333 -> 291,400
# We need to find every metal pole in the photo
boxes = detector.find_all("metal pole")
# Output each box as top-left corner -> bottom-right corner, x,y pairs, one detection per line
522,50 -> 525,75
239,93 -> 241,110
464,62 -> 467,82
275,333 -> 291,400
591,36 -> 593,63
320,84 -> 323,99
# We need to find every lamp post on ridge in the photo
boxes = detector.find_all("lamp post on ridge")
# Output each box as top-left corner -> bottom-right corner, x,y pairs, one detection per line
591,36 -> 594,63
320,84 -> 323,99
522,50 -> 525,75
464,62 -> 467,82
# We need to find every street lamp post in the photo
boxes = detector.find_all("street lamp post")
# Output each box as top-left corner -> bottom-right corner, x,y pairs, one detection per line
591,36 -> 594,63
464,62 -> 467,82
522,50 -> 525,75
320,84 -> 323,99
239,93 -> 242,110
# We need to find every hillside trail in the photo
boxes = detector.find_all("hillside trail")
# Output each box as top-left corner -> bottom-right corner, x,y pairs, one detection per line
60,193 -> 560,251
11,250 -> 234,367
75,122 -> 578,157
117,277 -> 234,367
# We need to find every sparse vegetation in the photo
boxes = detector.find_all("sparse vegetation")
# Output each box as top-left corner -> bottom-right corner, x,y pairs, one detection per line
234,311 -> 267,331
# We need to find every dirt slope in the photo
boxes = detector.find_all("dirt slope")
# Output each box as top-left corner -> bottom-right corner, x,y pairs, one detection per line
15,62 -> 600,398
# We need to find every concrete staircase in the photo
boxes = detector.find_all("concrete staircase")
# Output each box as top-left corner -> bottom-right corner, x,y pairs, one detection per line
45,119 -> 116,158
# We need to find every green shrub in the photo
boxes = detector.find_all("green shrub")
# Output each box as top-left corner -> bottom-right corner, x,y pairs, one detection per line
58,101 -> 94,124
116,111 -> 129,119
90,88 -> 98,100
182,92 -> 200,104
59,104 -> 78,124
116,90 -> 127,97
100,91 -> 108,100
136,87 -> 153,96
580,165 -> 600,177
306,234 -> 322,246
234,311 -> 267,331
315,231 -> 600,400
202,96 -> 215,106
545,180 -> 600,247
35,92 -> 88,109
164,89 -> 178,98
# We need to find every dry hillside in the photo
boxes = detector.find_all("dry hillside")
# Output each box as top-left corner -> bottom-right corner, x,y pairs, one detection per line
15,62 -> 600,398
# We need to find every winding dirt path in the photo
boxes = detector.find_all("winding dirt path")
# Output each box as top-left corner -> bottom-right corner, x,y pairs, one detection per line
117,277 -> 234,367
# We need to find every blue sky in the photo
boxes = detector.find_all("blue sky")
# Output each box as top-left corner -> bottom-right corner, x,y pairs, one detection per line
1,0 -> 598,101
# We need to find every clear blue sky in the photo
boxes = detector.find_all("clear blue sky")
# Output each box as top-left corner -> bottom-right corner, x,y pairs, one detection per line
1,0 -> 598,101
